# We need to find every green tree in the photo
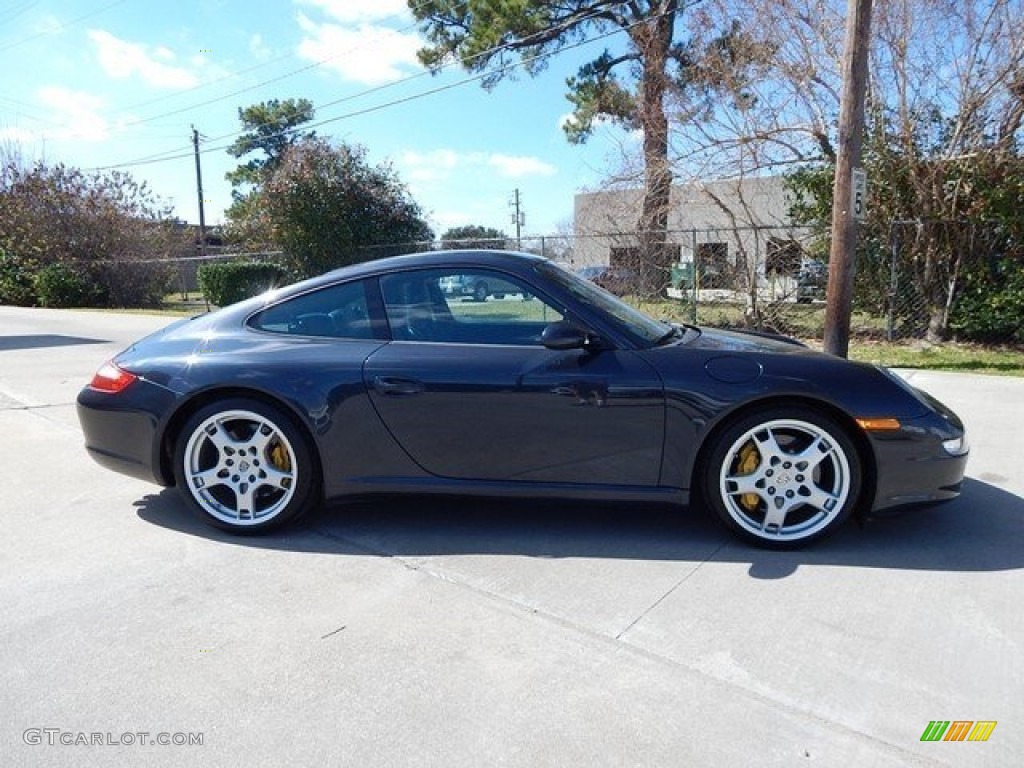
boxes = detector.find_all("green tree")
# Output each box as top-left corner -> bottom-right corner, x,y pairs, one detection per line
225,98 -> 316,190
440,224 -> 508,249
259,138 -> 433,277
410,1 -> 754,283
224,99 -> 316,247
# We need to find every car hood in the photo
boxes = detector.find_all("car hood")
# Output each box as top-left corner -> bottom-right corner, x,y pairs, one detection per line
643,325 -> 936,420
685,326 -> 815,355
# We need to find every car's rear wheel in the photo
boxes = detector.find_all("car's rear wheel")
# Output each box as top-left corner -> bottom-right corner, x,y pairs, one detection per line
174,398 -> 319,533
703,407 -> 861,548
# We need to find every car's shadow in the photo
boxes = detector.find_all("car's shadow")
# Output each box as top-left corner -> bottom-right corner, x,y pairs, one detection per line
135,477 -> 1024,580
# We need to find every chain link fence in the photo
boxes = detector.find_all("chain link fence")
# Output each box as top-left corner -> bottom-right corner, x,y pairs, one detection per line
132,220 -> 1018,344
879,220 -> 1009,343
522,223 -> 1018,344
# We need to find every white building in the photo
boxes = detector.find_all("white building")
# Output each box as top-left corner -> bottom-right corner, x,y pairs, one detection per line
573,176 -> 812,292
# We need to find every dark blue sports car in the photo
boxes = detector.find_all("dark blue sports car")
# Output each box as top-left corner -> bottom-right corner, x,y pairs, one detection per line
77,250 -> 968,548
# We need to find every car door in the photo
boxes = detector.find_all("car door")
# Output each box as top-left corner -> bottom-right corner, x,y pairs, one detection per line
363,267 -> 665,486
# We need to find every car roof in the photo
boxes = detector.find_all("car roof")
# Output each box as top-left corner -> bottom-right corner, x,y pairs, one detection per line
216,250 -> 553,322
320,249 -> 548,282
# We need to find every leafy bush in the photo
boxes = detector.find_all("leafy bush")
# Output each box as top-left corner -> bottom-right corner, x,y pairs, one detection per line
198,261 -> 286,307
91,260 -> 173,308
0,249 -> 37,306
1,161 -> 188,308
34,262 -> 103,308
951,258 -> 1024,343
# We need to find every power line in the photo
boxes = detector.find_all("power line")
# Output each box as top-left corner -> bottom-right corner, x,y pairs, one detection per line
102,0 -> 460,128
0,1 -> 41,27
89,5 -> 641,172
0,0 -> 128,52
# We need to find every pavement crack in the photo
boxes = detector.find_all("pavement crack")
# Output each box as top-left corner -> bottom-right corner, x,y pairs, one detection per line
1,402 -> 76,411
614,538 -> 728,641
0,401 -> 81,432
320,625 -> 346,640
304,521 -> 950,766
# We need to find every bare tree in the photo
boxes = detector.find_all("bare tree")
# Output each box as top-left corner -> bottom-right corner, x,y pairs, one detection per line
676,0 -> 1024,341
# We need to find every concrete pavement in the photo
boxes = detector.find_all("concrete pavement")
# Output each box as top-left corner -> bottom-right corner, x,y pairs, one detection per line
1,306 -> 1020,767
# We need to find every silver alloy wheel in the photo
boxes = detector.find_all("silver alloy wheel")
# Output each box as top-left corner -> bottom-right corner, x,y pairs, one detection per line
718,418 -> 852,543
182,409 -> 298,527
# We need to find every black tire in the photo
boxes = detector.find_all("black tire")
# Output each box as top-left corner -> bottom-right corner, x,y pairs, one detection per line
173,398 -> 319,533
702,406 -> 861,549
473,283 -> 488,302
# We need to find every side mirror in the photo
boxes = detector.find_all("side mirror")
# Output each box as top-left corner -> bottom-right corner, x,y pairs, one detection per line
542,320 -> 600,351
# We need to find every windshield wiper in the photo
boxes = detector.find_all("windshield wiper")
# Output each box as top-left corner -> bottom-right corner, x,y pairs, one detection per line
654,322 -> 699,346
653,324 -> 682,346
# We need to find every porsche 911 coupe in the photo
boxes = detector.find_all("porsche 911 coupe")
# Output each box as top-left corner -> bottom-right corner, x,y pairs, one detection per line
77,250 -> 968,548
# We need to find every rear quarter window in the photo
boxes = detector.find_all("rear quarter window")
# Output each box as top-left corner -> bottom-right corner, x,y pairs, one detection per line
248,279 -> 379,339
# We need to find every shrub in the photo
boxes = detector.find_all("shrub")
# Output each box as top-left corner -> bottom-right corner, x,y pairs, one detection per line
91,260 -> 173,308
198,261 -> 286,307
34,262 -> 103,308
0,249 -> 37,306
951,258 -> 1024,343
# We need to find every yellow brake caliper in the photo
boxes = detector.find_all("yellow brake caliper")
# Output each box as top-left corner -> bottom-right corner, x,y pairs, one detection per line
736,441 -> 761,511
269,440 -> 292,473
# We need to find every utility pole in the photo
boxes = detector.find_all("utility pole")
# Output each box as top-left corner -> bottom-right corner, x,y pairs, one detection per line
823,0 -> 873,358
191,126 -> 208,259
509,188 -> 524,249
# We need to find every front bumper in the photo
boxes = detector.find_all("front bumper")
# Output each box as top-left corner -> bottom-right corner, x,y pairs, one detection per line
77,379 -> 179,487
869,406 -> 968,512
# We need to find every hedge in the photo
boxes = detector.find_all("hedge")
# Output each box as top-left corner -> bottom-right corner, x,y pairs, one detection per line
34,262 -> 104,308
198,261 -> 286,307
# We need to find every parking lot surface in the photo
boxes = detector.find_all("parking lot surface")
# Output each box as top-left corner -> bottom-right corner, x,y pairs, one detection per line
2,306 -> 1021,767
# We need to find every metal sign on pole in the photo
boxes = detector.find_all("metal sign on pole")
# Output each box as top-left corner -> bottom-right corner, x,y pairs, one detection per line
852,168 -> 867,222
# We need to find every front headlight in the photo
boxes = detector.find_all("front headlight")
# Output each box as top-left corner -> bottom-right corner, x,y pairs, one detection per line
942,434 -> 969,457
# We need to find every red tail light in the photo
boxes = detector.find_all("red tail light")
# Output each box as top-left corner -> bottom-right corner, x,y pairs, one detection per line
89,361 -> 138,393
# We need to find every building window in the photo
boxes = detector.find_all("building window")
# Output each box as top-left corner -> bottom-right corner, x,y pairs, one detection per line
696,242 -> 728,288
766,237 -> 803,277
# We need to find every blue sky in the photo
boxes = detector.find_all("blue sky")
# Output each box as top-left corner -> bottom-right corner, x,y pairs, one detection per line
0,0 -> 640,238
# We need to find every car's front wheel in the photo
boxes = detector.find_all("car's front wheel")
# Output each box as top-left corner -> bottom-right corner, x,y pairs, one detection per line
174,398 -> 319,533
703,407 -> 861,548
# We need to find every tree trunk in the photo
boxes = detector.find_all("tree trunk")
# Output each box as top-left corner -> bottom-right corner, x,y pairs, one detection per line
631,1 -> 677,297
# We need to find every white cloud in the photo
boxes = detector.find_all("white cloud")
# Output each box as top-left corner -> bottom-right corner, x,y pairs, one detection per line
37,87 -> 110,142
0,126 -> 36,144
296,0 -> 411,23
249,33 -> 272,61
33,14 -> 63,35
399,150 -> 557,182
88,30 -> 199,89
296,13 -> 420,85
399,149 -> 462,182
487,154 -> 557,178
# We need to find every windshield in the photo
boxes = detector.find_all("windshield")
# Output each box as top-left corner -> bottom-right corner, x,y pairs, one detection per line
538,261 -> 671,347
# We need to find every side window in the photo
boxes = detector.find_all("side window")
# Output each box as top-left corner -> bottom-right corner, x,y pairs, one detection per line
249,280 -> 378,339
380,269 -> 563,345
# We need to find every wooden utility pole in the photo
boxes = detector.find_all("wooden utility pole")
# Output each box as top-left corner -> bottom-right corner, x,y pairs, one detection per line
823,0 -> 874,358
191,126 -> 208,259
510,188 -> 524,249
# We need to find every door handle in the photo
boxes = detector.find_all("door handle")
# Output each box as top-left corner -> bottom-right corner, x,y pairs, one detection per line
373,376 -> 425,396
